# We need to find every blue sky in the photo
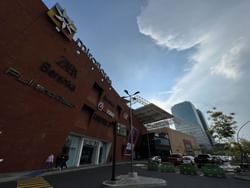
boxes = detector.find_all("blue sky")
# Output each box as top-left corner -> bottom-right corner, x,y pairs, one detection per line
43,0 -> 250,140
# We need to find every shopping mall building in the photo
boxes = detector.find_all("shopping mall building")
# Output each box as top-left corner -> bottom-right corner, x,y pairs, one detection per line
0,1 -> 199,173
0,0 -> 149,173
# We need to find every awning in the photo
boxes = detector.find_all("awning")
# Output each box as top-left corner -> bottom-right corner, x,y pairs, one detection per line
133,103 -> 173,124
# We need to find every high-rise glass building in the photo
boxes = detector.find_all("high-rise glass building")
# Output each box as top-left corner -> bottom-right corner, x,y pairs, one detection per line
171,101 -> 213,150
196,109 -> 215,146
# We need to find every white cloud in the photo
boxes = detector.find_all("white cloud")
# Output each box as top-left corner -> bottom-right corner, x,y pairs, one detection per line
211,40 -> 245,80
138,0 -> 250,139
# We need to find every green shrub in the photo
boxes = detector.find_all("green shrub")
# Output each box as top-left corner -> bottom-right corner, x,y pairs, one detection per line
147,161 -> 159,171
159,163 -> 176,173
180,164 -> 197,175
202,164 -> 225,177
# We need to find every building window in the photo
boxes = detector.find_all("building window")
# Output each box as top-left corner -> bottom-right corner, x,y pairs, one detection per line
87,83 -> 103,106
81,104 -> 94,124
117,105 -> 122,117
117,123 -> 127,137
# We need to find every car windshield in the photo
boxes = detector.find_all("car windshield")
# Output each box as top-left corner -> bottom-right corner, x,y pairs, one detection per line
171,154 -> 181,157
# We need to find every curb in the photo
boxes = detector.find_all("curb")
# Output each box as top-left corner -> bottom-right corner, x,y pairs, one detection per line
0,161 -> 142,183
234,175 -> 250,181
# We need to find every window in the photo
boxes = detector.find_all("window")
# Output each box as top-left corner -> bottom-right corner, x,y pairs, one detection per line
117,123 -> 127,137
87,83 -> 103,105
81,105 -> 94,124
117,105 -> 122,117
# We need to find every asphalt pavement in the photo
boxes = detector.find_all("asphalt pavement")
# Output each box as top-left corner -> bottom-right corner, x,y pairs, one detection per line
1,164 -> 250,188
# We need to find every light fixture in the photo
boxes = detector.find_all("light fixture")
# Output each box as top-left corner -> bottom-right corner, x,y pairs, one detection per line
123,89 -> 140,175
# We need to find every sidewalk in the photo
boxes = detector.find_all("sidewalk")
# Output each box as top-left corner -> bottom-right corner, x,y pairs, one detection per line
0,163 -> 112,183
0,161 -> 143,183
234,171 -> 250,181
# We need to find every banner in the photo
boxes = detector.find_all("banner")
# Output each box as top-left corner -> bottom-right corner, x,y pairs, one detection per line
124,127 -> 139,156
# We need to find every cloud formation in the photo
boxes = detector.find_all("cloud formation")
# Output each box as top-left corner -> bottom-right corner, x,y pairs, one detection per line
137,0 -> 250,138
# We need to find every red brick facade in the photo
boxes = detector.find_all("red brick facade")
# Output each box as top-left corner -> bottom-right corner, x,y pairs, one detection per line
0,0 -> 146,173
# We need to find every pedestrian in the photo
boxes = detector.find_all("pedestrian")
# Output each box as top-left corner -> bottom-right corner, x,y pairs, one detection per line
55,155 -> 61,169
60,154 -> 68,170
46,154 -> 54,169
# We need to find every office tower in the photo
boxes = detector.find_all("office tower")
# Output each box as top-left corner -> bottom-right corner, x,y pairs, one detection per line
171,101 -> 213,150
196,109 -> 215,146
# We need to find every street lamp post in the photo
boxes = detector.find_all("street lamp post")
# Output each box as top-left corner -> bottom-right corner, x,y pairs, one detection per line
123,90 -> 140,174
236,120 -> 250,164
111,121 -> 117,181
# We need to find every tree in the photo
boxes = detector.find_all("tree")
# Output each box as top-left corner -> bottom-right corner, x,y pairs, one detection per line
240,139 -> 250,154
207,107 -> 237,143
225,139 -> 250,162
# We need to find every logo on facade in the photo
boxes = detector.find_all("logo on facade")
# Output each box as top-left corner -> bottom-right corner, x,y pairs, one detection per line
97,101 -> 115,119
97,102 -> 104,111
106,109 -> 115,118
47,3 -> 77,40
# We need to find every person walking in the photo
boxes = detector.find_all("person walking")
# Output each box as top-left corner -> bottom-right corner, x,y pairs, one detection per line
59,154 -> 68,171
46,154 -> 54,169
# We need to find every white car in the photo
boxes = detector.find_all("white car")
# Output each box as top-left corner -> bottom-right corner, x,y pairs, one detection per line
150,156 -> 162,163
182,156 -> 195,165
219,163 -> 241,172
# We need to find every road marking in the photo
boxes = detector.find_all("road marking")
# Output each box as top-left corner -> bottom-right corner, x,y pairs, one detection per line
17,177 -> 53,188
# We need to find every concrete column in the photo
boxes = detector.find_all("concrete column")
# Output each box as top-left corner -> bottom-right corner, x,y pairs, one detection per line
94,142 -> 101,165
76,138 -> 84,166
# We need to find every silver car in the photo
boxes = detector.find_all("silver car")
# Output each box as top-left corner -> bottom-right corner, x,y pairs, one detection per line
182,156 -> 195,165
150,156 -> 162,163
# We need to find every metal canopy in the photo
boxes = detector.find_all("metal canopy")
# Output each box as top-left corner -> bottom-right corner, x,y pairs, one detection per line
133,103 -> 173,124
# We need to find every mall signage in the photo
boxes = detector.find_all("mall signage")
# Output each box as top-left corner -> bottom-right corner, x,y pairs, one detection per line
40,57 -> 77,92
40,62 -> 76,92
47,3 -> 77,40
97,101 -> 115,119
47,3 -> 112,86
75,39 -> 112,85
83,139 -> 99,147
47,3 -> 112,85
5,67 -> 75,108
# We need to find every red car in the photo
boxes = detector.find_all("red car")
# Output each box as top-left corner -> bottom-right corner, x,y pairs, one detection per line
167,153 -> 183,165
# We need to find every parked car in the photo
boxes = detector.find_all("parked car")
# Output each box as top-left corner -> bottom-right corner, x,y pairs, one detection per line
212,155 -> 223,165
194,154 -> 213,167
167,153 -> 183,165
182,156 -> 195,165
150,156 -> 162,163
219,155 -> 232,162
219,163 -> 241,172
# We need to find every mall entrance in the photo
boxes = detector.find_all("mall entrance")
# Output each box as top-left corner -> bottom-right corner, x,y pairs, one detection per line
60,134 -> 111,167
80,146 -> 94,164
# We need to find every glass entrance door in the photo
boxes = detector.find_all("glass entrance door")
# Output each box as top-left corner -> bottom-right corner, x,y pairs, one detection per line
61,135 -> 81,167
80,146 -> 94,164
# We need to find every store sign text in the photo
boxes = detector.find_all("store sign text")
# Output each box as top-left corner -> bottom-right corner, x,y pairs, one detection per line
5,67 -> 75,108
56,57 -> 77,78
97,101 -> 115,119
75,38 -> 112,85
40,62 -> 76,91
106,109 -> 115,118
83,139 -> 99,146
